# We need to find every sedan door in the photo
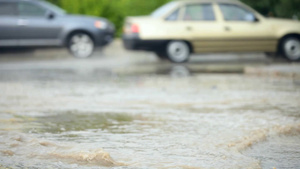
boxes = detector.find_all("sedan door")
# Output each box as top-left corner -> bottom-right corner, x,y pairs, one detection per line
0,2 -> 18,46
216,3 -> 276,52
178,3 -> 226,53
16,1 -> 63,46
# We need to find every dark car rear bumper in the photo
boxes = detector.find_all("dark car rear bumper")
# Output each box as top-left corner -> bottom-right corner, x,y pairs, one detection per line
122,34 -> 167,51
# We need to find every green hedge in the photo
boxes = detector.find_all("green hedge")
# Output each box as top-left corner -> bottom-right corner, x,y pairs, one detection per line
47,0 -> 299,36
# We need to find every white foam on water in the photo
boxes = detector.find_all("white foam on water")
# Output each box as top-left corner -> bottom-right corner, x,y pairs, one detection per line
0,131 -> 121,168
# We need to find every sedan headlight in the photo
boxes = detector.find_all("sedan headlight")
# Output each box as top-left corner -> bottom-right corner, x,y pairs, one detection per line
94,20 -> 107,29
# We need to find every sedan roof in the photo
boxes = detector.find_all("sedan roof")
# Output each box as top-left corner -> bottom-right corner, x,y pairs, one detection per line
175,0 -> 243,4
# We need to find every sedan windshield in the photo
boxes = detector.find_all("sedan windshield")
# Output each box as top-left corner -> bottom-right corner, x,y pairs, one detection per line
39,0 -> 66,15
151,2 -> 178,18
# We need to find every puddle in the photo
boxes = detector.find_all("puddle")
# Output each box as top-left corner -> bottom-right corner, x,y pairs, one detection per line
22,112 -> 135,134
114,64 -> 244,78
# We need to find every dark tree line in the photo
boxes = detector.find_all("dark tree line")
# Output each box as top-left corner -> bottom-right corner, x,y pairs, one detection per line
242,0 -> 300,18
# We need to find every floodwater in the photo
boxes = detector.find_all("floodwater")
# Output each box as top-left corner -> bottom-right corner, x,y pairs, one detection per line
0,45 -> 300,168
1,70 -> 300,169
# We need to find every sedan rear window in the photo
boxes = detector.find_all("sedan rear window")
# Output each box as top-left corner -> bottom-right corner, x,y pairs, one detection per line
166,8 -> 180,21
151,2 -> 178,18
184,4 -> 215,21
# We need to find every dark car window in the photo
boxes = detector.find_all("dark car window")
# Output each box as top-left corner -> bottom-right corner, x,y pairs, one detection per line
18,2 -> 47,17
0,2 -> 17,16
184,4 -> 215,21
166,8 -> 180,21
39,1 -> 66,15
219,4 -> 254,21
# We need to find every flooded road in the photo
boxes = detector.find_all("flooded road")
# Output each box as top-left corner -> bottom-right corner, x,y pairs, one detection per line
0,45 -> 300,169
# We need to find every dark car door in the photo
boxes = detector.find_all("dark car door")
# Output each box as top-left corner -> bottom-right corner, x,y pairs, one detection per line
0,1 -> 18,46
17,1 -> 63,46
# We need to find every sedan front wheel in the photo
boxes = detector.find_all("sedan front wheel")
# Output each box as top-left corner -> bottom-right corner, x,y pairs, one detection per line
68,32 -> 95,58
282,37 -> 300,61
166,41 -> 190,63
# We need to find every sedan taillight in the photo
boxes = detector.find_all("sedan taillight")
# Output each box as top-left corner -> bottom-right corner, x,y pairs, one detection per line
124,23 -> 139,34
131,24 -> 139,33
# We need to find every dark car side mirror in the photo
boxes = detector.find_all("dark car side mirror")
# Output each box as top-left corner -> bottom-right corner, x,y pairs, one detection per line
46,11 -> 55,20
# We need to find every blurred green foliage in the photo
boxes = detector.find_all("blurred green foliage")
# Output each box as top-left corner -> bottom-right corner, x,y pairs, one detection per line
47,0 -> 170,36
241,0 -> 300,18
47,0 -> 299,36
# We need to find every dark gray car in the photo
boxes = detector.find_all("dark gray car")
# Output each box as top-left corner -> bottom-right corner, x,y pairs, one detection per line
0,0 -> 115,58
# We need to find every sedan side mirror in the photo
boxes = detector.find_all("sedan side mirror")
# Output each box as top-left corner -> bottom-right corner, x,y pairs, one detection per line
245,13 -> 259,22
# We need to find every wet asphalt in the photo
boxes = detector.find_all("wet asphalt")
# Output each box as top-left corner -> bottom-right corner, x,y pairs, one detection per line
0,41 -> 286,82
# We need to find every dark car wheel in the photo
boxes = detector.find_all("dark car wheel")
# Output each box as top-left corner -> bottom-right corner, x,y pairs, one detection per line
281,37 -> 300,61
166,41 -> 190,63
68,32 -> 95,58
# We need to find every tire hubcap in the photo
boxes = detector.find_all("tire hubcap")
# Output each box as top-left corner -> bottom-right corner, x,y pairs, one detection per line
168,41 -> 189,62
70,34 -> 94,58
284,39 -> 300,60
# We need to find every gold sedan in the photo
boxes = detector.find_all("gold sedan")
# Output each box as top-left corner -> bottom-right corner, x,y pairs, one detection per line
122,0 -> 300,63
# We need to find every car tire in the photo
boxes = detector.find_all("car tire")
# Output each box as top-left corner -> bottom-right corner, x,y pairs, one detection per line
166,41 -> 190,63
68,32 -> 95,58
281,37 -> 300,61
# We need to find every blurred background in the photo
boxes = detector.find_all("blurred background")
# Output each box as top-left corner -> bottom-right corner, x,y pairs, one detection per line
47,0 -> 300,36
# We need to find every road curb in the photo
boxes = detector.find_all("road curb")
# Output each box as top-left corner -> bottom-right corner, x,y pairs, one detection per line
245,64 -> 300,79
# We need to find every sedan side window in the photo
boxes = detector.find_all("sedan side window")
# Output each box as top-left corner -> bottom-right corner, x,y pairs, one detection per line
0,2 -> 17,16
183,4 -> 215,21
18,2 -> 47,17
219,4 -> 255,21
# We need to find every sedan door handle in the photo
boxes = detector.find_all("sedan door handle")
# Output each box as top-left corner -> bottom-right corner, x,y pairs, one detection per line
18,19 -> 28,26
186,26 -> 192,31
224,26 -> 231,31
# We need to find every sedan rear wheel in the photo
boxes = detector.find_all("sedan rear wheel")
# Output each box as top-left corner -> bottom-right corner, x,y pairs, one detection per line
68,33 -> 94,58
282,37 -> 300,61
166,41 -> 190,63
